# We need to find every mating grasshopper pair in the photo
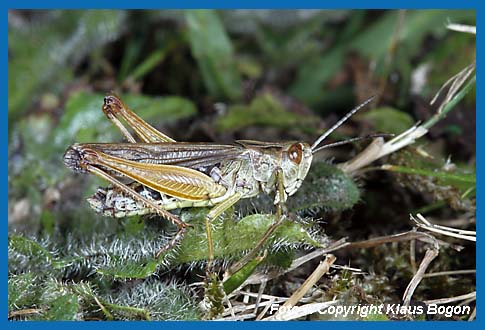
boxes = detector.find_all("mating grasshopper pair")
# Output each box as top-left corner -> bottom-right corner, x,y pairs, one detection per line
64,94 -> 377,267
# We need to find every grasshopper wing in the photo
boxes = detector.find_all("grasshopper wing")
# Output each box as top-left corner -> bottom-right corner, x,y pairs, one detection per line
85,148 -> 227,201
82,143 -> 248,170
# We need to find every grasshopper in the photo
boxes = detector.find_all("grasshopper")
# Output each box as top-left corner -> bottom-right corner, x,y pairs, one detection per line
64,94 -> 378,266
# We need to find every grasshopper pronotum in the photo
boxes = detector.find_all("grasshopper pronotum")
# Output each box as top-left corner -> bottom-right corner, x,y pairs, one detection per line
64,95 -> 379,267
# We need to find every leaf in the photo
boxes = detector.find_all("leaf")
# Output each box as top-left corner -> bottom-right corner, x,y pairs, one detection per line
105,279 -> 200,320
223,253 -> 265,294
204,273 -> 225,319
424,32 -> 476,101
387,148 -> 475,211
171,210 -> 322,265
236,55 -> 263,79
118,36 -> 146,82
9,235 -> 56,264
290,10 -> 475,106
8,10 -> 126,118
126,48 -> 167,82
215,93 -> 319,133
97,258 -> 159,279
97,208 -> 321,279
186,10 -> 242,100
40,210 -> 56,235
43,294 -> 80,320
383,165 -> 475,190
122,94 -> 197,123
8,273 -> 41,311
360,107 -> 415,135
9,114 -> 59,203
55,92 -> 118,148
8,235 -> 74,270
254,15 -> 323,68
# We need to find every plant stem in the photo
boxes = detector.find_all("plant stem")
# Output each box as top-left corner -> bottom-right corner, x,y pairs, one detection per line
422,74 -> 476,130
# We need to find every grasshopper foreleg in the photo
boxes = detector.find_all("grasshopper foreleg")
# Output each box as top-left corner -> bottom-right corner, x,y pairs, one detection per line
226,168 -> 288,277
275,167 -> 288,219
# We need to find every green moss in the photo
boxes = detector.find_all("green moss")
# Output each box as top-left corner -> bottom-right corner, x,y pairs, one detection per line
289,162 -> 360,212
8,273 -> 42,311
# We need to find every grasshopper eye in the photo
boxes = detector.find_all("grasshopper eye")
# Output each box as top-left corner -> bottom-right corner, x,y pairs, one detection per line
288,143 -> 303,164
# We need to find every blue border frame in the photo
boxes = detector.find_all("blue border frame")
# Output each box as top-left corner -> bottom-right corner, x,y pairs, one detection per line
5,1 -> 479,329
1,1 -> 478,10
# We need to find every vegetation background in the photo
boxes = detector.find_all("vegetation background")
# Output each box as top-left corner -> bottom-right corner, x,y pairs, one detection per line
8,9 -> 476,320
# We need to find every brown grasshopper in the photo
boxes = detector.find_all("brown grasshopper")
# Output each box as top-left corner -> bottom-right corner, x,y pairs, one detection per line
64,94 -> 378,266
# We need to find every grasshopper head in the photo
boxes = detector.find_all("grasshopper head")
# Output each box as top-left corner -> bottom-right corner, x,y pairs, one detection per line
280,142 -> 313,198
280,96 -> 378,202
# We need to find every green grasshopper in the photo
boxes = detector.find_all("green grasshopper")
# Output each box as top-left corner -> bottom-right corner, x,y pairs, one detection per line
64,95 -> 378,266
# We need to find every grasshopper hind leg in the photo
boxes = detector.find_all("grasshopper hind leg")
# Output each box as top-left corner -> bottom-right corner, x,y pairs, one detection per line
87,163 -> 191,248
87,183 -> 189,259
155,226 -> 187,259
102,95 -> 175,143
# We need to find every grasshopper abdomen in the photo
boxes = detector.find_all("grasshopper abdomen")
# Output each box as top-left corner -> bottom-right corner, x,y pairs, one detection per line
63,144 -> 89,173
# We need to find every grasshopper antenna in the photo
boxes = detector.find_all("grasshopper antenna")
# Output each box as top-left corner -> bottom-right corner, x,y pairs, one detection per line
311,95 -> 376,153
311,133 -> 394,154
